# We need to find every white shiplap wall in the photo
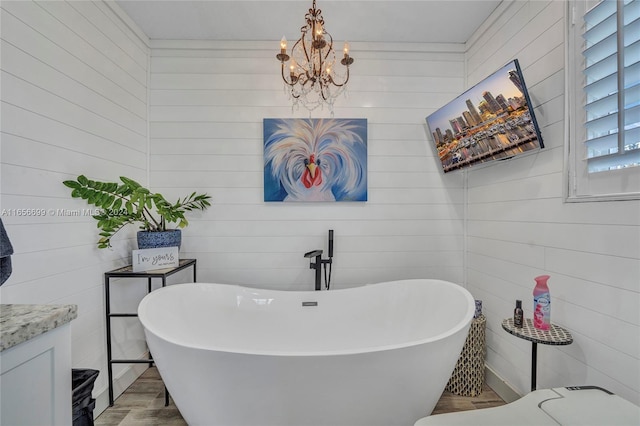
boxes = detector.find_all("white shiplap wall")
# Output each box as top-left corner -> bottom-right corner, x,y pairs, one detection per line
465,0 -> 640,404
0,0 -> 150,412
5,0 -> 637,415
149,40 -> 467,290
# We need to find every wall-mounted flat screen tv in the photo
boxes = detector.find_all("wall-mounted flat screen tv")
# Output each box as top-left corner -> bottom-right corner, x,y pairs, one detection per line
426,59 -> 544,173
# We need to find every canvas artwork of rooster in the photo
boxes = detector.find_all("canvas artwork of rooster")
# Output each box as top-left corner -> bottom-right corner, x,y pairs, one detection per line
263,118 -> 367,202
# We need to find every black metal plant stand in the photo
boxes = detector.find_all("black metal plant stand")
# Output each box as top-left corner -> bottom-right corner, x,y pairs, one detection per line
105,259 -> 196,406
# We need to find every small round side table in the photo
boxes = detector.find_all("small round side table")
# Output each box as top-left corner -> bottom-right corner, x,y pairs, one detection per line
502,317 -> 573,392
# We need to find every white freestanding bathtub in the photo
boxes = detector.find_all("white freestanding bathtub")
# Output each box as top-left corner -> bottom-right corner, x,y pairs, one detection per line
138,279 -> 475,426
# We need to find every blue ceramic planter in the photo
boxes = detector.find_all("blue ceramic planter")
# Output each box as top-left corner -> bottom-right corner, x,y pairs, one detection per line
137,230 -> 181,249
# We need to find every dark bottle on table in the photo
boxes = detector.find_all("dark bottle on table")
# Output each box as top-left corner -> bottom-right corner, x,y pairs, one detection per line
514,299 -> 524,328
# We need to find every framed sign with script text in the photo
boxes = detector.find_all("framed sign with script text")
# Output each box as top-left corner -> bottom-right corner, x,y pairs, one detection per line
132,247 -> 179,272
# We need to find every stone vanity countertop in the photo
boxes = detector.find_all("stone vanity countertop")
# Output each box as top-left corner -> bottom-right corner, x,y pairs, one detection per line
0,304 -> 78,352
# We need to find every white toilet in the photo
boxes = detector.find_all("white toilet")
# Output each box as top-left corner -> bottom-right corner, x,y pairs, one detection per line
415,386 -> 640,426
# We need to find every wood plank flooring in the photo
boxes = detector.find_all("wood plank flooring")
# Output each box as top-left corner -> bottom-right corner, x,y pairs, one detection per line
95,368 -> 186,426
95,367 -> 505,425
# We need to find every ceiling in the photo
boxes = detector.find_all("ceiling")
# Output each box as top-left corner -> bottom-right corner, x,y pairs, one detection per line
115,0 -> 502,44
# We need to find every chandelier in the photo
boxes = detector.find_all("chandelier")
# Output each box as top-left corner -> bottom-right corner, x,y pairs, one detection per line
276,0 -> 354,115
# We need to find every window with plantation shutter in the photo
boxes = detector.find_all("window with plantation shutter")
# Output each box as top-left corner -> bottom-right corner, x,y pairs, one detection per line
568,0 -> 640,200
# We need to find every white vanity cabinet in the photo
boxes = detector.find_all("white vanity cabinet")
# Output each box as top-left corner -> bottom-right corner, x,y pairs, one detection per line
0,304 -> 77,426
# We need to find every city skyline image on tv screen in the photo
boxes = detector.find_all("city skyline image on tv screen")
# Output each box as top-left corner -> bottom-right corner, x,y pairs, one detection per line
426,59 -> 544,173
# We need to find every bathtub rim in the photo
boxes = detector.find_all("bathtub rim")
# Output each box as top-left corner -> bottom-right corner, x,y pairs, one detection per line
138,278 -> 475,357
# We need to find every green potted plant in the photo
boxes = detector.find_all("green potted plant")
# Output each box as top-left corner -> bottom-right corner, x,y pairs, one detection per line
63,175 -> 211,249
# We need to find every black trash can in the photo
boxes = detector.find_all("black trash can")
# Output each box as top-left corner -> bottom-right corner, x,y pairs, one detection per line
72,369 -> 99,426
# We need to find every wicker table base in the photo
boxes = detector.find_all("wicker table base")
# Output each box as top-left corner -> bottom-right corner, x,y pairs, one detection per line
446,314 -> 486,397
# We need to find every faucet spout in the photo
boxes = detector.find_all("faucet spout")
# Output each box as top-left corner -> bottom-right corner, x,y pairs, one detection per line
304,249 -> 323,258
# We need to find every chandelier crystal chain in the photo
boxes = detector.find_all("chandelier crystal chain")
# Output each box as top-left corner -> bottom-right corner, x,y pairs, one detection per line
276,0 -> 354,116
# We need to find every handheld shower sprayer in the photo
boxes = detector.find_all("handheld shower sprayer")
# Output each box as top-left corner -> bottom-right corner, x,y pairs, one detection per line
325,230 -> 334,290
328,229 -> 334,258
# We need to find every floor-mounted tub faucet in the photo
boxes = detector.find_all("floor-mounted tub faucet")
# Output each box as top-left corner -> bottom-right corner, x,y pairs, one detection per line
304,249 -> 324,291
303,230 -> 334,291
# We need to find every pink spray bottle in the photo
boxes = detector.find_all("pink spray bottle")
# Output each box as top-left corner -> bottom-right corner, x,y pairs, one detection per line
533,275 -> 551,330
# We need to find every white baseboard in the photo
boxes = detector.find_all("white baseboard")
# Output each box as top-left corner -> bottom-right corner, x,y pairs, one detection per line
485,364 -> 521,403
93,356 -> 150,417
